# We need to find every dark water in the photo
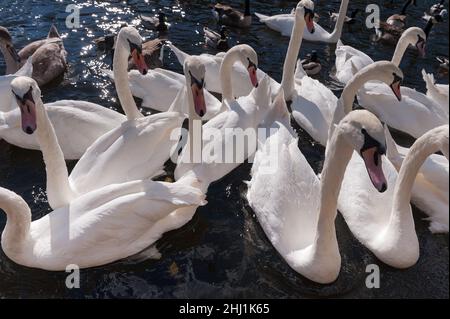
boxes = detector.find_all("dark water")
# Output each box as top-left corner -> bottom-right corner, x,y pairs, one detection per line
0,0 -> 448,298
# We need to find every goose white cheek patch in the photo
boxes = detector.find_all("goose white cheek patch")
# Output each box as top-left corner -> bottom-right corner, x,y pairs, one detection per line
361,147 -> 388,193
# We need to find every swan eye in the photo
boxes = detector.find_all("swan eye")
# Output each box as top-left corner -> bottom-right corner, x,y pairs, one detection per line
392,73 -> 403,85
189,71 -> 205,88
127,39 -> 142,54
247,58 -> 257,70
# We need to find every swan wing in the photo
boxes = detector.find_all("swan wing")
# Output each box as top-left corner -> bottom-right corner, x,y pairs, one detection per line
335,45 -> 374,84
247,122 -> 320,256
69,112 -> 184,195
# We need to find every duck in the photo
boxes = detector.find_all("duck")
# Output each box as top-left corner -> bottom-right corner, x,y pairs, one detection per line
174,44 -> 272,185
0,174 -> 206,271
280,1 -> 338,147
204,26 -> 229,52
212,0 -> 252,28
338,125 -> 449,268
335,27 -> 427,85
300,50 -> 321,76
0,25 -> 67,86
247,95 -> 391,283
384,126 -> 449,233
94,27 -> 165,70
422,69 -> 449,115
167,42 -> 280,100
329,8 -> 360,25
0,57 -> 33,112
255,0 -> 350,43
140,12 -> 169,32
386,0 -> 416,28
10,27 -> 208,211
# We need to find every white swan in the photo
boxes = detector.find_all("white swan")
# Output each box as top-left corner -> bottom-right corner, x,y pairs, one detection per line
337,30 -> 448,139
175,44 -> 272,187
335,27 -> 427,85
281,1 -> 338,147
247,96 -> 389,284
246,59 -> 403,284
0,177 -> 206,271
422,69 -> 449,115
0,57 -> 32,112
10,28 -> 208,210
1,98 -> 126,160
105,67 -> 223,120
254,0 -> 349,43
357,77 -> 448,139
167,42 -> 280,99
338,125 -> 449,268
384,126 -> 449,233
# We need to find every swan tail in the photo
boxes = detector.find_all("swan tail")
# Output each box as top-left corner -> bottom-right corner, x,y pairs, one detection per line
421,69 -> 436,91
143,179 -> 207,207
47,24 -> 60,38
14,57 -> 33,77
254,12 -> 269,22
167,42 -> 189,66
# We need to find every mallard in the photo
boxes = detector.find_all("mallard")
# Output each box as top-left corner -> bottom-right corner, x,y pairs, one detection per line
204,26 -> 229,51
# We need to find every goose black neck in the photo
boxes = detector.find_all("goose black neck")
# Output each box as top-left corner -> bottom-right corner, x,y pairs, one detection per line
351,9 -> 359,18
401,0 -> 413,15
423,18 -> 435,37
244,0 -> 251,16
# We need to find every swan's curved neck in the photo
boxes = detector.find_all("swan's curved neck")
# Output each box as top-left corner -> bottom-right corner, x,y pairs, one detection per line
330,0 -> 350,41
220,49 -> 241,101
0,187 -> 31,255
334,68 -> 383,125
392,126 -> 448,220
185,79 -> 202,164
391,35 -> 411,66
315,126 -> 353,248
0,45 -> 20,74
113,39 -> 143,120
35,100 -> 74,209
281,15 -> 305,100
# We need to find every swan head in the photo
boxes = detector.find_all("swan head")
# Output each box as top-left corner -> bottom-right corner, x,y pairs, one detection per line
340,110 -> 388,193
401,27 -> 427,58
361,61 -> 404,102
184,56 -> 207,118
231,44 -> 259,88
117,26 -> 148,75
10,76 -> 41,135
0,26 -> 21,63
296,0 -> 315,34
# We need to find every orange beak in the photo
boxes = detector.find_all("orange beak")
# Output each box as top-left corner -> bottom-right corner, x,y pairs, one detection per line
390,81 -> 402,102
191,84 -> 207,117
248,66 -> 259,88
131,49 -> 148,75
